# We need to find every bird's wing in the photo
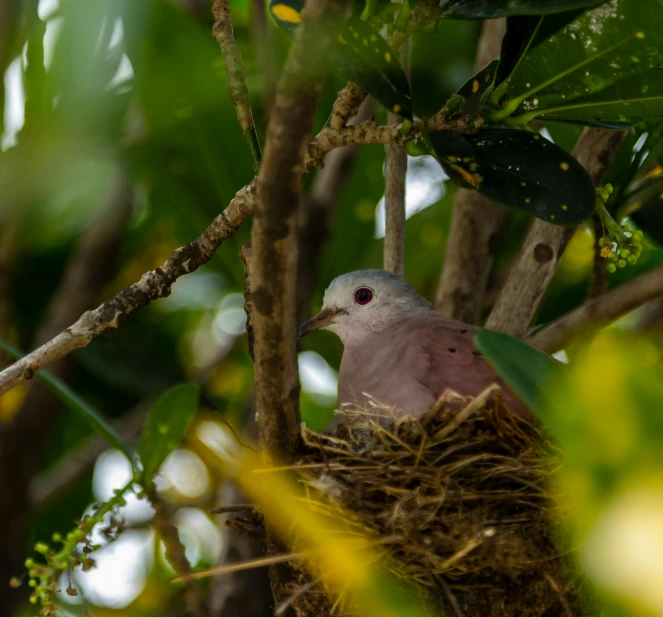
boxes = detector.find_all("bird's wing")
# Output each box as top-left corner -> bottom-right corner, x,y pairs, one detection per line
412,317 -> 531,417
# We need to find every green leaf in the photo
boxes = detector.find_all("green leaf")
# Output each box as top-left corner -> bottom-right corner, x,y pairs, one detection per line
530,70 -> 663,125
474,330 -> 563,418
494,0 -> 663,124
335,18 -> 412,119
0,337 -> 133,461
430,128 -> 596,225
439,0 -> 604,19
495,12 -> 586,86
268,1 -> 413,118
138,383 -> 200,482
452,60 -> 498,116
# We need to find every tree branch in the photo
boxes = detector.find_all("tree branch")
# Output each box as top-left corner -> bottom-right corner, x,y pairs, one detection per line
527,264 -> 663,353
152,494 -> 210,617
485,128 -> 626,337
252,0 -> 351,462
383,40 -> 410,276
212,0 -> 262,172
0,181 -> 256,396
434,19 -> 507,324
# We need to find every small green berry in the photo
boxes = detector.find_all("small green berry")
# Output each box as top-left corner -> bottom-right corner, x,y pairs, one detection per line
34,543 -> 48,554
25,558 -> 34,568
29,596 -> 37,605
610,252 -> 619,262
28,580 -> 37,588
620,248 -> 630,258
627,255 -> 637,265
634,230 -> 644,239
606,262 -> 617,273
618,259 -> 627,268
51,532 -> 62,543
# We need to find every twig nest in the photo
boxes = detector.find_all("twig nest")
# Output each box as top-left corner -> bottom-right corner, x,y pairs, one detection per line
291,390 -> 589,617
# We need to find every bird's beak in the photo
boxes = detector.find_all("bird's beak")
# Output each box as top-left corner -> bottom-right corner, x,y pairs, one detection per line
298,307 -> 346,338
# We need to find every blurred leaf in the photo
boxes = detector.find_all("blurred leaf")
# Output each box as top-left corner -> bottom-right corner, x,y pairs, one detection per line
430,128 -> 596,225
0,338 -> 133,461
440,0 -> 604,19
474,330 -> 563,416
453,60 -> 498,116
335,18 -> 412,119
493,0 -> 663,125
268,1 -> 412,117
139,383 -> 200,482
542,333 -> 663,617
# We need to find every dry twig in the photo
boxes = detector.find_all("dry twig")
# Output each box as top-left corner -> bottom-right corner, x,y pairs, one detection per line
212,0 -> 262,172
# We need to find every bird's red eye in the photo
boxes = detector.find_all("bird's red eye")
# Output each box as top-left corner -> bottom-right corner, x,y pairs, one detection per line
354,287 -> 373,305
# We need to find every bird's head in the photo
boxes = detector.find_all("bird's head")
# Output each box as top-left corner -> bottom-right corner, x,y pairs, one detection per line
298,269 -> 431,344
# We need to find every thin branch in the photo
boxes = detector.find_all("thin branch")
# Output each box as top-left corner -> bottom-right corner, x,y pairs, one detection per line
434,19 -> 507,324
486,128 -> 626,337
588,218 -> 608,298
239,244 -> 255,363
152,494 -> 210,617
383,40 -> 410,276
328,82 -> 366,130
0,180 -> 256,396
527,264 -> 663,353
212,0 -> 262,172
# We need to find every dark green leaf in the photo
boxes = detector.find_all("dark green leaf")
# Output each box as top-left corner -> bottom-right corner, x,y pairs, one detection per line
0,338 -> 133,461
495,12 -> 586,85
494,0 -> 663,124
440,0 -> 604,19
139,383 -> 200,482
335,18 -> 412,119
532,70 -> 663,125
474,330 -> 563,417
453,60 -> 498,116
430,128 -> 596,225
268,1 -> 412,118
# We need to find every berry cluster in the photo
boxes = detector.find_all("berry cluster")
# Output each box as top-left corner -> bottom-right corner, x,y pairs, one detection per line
596,184 -> 645,274
21,483 -> 133,616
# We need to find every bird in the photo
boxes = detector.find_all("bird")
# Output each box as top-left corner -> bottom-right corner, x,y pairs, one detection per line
298,269 -> 530,421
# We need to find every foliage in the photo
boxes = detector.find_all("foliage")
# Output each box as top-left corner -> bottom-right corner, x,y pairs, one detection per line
3,0 -> 663,616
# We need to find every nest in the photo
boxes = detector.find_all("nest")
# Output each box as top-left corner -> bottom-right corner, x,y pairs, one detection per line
280,389 -> 590,617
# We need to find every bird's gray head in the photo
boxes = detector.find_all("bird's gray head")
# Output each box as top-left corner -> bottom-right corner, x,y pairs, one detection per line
298,269 -> 431,345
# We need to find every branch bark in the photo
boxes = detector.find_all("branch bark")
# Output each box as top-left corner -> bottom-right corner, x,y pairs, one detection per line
527,264 -> 663,353
0,181 -> 255,396
212,0 -> 262,172
252,0 -> 351,462
485,128 -> 626,337
383,41 -> 410,276
250,0 -> 351,609
434,19 -> 508,324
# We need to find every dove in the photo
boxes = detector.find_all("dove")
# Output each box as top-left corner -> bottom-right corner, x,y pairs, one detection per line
298,269 -> 529,420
